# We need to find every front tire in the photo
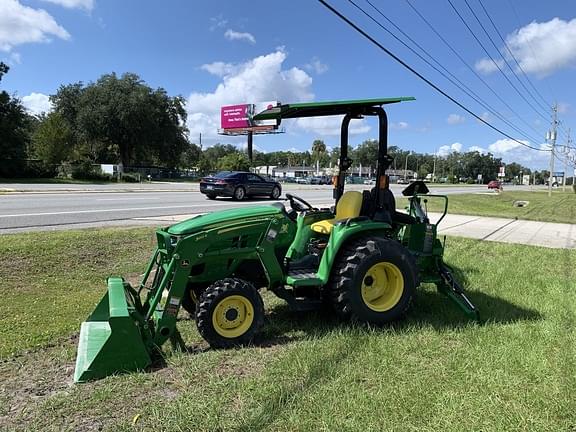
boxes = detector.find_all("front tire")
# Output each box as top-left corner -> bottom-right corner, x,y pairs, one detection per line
270,186 -> 281,200
233,186 -> 246,201
329,236 -> 418,324
196,278 -> 264,348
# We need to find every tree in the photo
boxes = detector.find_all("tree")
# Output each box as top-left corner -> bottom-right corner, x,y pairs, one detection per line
180,143 -> 201,169
32,112 -> 74,170
354,139 -> 378,166
217,153 -> 251,171
0,62 -> 33,177
311,139 -> 328,167
51,72 -> 189,167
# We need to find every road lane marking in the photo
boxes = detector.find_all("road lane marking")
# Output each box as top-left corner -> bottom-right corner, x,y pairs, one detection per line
96,197 -> 160,201
0,200 -> 334,219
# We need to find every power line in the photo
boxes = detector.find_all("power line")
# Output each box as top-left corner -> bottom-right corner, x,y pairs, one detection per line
353,0 -> 542,144
469,0 -> 550,113
476,0 -> 551,111
316,0 -> 549,152
447,0 -> 549,123
404,0 -> 546,140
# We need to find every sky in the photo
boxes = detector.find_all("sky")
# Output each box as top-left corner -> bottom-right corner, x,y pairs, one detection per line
1,0 -> 575,170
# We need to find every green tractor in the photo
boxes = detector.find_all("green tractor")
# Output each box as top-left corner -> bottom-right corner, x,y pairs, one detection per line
74,97 -> 479,382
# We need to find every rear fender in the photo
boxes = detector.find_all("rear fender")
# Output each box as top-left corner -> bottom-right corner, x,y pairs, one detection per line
316,220 -> 392,284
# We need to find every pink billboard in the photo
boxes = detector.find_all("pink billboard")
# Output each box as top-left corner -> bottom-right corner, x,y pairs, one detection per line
221,101 -> 278,130
221,104 -> 253,129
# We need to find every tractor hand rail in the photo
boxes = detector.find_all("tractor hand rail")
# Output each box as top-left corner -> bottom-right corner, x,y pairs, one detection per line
413,193 -> 449,226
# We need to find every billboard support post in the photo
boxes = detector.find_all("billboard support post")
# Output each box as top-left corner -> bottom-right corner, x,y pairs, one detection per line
247,131 -> 253,162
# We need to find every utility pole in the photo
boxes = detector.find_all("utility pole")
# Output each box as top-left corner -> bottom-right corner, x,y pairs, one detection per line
563,128 -> 571,192
432,150 -> 437,183
547,103 -> 558,197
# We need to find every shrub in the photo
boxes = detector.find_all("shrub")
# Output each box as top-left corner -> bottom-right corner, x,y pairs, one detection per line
70,161 -> 111,181
121,173 -> 140,183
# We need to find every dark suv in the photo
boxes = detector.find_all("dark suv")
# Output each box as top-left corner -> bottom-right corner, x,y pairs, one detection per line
200,171 -> 282,200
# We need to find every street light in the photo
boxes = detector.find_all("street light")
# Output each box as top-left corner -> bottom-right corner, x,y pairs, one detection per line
404,152 -> 410,181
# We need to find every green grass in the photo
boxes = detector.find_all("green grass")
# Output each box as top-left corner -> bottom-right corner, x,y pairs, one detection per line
398,190 -> 576,224
1,228 -> 575,431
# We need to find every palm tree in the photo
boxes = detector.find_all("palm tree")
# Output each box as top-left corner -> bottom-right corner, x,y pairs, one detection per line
311,139 -> 327,174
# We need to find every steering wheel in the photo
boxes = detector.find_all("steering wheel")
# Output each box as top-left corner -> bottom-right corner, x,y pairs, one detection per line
285,193 -> 314,212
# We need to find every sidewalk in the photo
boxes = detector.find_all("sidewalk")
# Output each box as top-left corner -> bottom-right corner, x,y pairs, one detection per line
428,212 -> 575,249
135,211 -> 576,250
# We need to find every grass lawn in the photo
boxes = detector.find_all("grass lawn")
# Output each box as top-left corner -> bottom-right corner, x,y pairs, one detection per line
1,228 -> 575,431
398,190 -> 576,224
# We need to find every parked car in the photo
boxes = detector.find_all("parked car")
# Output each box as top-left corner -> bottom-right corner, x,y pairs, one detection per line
200,171 -> 282,200
487,180 -> 502,190
397,178 -> 409,184
296,177 -> 308,184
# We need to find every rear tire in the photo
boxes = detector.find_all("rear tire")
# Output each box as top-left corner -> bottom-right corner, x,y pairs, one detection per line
233,186 -> 246,201
329,236 -> 418,324
196,278 -> 264,348
206,193 -> 217,200
270,186 -> 281,200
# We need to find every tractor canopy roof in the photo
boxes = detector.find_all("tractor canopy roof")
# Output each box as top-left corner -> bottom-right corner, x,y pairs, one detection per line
253,97 -> 415,121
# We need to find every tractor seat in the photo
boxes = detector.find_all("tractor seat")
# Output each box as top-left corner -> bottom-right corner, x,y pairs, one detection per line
311,191 -> 363,235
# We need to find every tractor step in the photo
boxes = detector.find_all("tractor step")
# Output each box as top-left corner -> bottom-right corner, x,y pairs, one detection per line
288,269 -> 317,279
286,268 -> 322,286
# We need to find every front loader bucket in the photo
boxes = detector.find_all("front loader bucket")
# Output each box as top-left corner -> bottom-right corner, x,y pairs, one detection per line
74,277 -> 152,382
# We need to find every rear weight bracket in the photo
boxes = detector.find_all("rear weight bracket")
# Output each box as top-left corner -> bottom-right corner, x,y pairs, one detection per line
437,264 -> 481,322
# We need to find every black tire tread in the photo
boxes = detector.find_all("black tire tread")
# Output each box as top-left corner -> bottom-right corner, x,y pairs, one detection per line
196,278 -> 264,348
329,236 -> 419,323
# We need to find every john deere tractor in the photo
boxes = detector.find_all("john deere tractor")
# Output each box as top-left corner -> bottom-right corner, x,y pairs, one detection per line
74,97 -> 479,382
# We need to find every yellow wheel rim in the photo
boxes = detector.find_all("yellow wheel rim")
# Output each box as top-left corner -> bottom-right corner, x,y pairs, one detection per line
361,262 -> 404,312
212,295 -> 254,338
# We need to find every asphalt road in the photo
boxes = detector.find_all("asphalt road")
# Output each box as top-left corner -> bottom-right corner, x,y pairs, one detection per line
0,183 -> 536,233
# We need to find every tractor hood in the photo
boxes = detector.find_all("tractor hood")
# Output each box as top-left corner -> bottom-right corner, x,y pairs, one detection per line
167,205 -> 284,236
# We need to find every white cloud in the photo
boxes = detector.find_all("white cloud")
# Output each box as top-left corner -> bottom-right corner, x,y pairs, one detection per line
557,102 -> 569,114
187,50 -> 314,142
224,29 -> 256,44
304,58 -> 328,75
488,138 -> 525,153
474,58 -> 504,74
200,61 -> 238,77
209,15 -> 228,31
476,18 -> 576,77
438,142 -> 463,156
295,116 -> 369,136
486,138 -> 550,168
0,0 -> 70,52
40,0 -> 94,11
507,18 -> 576,76
468,145 -> 486,153
446,114 -> 465,125
476,112 -> 491,124
22,92 -> 52,115
391,121 -> 409,130
8,52 -> 21,65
